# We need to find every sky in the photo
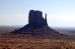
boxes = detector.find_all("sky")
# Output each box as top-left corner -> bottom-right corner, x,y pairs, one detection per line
0,0 -> 75,27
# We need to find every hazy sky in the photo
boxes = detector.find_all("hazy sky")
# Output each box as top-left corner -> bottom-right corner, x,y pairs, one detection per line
0,0 -> 75,27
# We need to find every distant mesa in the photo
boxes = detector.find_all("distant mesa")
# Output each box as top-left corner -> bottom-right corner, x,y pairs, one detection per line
11,10 -> 64,37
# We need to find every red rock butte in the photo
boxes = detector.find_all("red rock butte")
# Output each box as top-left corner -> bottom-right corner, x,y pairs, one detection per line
10,10 -> 67,38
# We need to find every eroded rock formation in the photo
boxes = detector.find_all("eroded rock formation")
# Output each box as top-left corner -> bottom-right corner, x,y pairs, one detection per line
29,10 -> 47,27
11,10 -> 48,34
11,10 -> 62,36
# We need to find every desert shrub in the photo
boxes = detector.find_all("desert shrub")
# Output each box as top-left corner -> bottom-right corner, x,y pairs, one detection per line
2,47 -> 10,49
66,47 -> 69,49
3,48 -> 6,49
54,47 -> 61,49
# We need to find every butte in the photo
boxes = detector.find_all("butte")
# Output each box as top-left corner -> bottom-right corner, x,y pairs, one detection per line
10,10 -> 69,38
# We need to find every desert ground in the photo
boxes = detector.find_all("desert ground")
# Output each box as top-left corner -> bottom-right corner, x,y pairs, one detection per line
0,26 -> 75,49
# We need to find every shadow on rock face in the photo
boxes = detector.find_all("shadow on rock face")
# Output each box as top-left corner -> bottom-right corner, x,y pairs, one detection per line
29,10 -> 47,27
10,10 -> 65,38
11,10 -> 48,34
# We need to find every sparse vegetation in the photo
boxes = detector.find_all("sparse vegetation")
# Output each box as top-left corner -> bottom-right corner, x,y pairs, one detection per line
0,37 -> 75,49
0,26 -> 75,49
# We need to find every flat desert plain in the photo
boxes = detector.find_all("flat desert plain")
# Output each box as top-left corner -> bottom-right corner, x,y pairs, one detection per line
0,26 -> 75,49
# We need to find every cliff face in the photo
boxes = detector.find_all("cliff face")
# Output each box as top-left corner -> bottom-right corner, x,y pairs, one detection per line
29,10 -> 47,27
